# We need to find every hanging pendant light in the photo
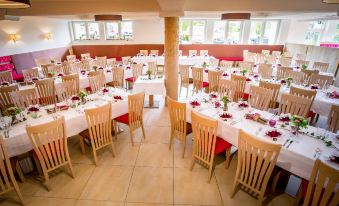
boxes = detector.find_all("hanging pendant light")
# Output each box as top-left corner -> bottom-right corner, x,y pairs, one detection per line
221,13 -> 251,20
0,0 -> 31,9
94,15 -> 122,21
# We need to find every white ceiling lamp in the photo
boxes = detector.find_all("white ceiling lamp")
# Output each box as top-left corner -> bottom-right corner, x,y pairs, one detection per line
0,0 -> 31,9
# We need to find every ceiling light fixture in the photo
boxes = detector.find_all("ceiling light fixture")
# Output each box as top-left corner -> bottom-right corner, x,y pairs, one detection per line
221,13 -> 251,20
0,0 -> 31,9
94,15 -> 122,21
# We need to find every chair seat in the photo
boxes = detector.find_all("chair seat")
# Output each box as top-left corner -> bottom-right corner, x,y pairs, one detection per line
215,137 -> 232,155
85,86 -> 92,93
203,82 -> 209,88
125,77 -> 135,82
114,113 -> 129,125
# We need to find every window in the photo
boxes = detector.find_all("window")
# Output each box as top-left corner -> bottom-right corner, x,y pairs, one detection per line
191,20 -> 206,43
305,21 -> 326,45
121,21 -> 133,40
105,21 -> 133,40
334,24 -> 339,42
213,21 -> 226,44
179,20 -> 191,44
105,22 -> 119,40
226,21 -> 242,44
72,22 -> 100,40
249,20 -> 279,44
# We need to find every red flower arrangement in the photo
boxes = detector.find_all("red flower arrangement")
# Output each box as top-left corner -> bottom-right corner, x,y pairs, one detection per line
222,73 -> 228,77
71,96 -> 80,101
265,130 -> 282,138
57,73 -> 64,77
279,116 -> 290,122
219,113 -> 232,119
204,69 -> 208,73
190,101 -> 200,107
102,88 -> 109,93
126,66 -> 131,69
280,79 -> 286,84
238,102 -> 249,108
27,106 -> 39,112
253,74 -> 259,78
246,78 -> 251,82
113,95 -> 123,100
310,85 -> 319,90
215,101 -> 221,108
210,93 -> 218,98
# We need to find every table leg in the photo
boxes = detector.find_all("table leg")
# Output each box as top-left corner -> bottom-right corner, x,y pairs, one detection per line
149,95 -> 154,107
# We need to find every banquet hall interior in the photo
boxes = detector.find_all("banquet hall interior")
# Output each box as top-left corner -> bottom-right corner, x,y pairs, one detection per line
0,0 -> 339,205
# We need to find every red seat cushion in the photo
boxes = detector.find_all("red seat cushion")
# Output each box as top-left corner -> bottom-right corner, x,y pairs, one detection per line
203,82 -> 209,87
85,86 -> 92,93
242,93 -> 249,100
125,77 -> 135,82
114,113 -> 129,125
217,57 -> 244,61
214,137 -> 232,155
307,111 -> 316,118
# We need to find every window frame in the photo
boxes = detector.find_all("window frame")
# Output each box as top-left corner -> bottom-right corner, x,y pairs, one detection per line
179,19 -> 207,44
305,20 -> 326,45
248,20 -> 280,45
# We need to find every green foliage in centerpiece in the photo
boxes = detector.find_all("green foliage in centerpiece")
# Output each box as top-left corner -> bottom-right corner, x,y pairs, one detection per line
202,62 -> 208,68
222,96 -> 230,105
241,69 -> 248,76
146,70 -> 152,79
92,66 -> 98,71
291,115 -> 308,128
301,64 -> 308,70
286,77 -> 293,87
3,107 -> 23,123
78,91 -> 88,100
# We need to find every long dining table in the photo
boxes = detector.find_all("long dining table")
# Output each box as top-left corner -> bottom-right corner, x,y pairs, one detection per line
183,92 -> 339,181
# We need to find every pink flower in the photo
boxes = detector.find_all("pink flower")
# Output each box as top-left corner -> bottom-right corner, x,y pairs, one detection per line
246,78 -> 251,82
215,102 -> 221,108
113,96 -> 123,100
238,102 -> 249,108
219,113 -> 232,119
102,88 -> 109,93
265,130 -> 282,138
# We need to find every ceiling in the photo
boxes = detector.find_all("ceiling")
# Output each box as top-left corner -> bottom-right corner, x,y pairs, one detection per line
0,0 -> 338,20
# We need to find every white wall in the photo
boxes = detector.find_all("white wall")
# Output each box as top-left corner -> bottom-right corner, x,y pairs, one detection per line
71,19 -> 164,45
0,17 -> 71,56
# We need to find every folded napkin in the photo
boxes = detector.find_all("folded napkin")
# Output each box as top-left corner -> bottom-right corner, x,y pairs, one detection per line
330,91 -> 339,99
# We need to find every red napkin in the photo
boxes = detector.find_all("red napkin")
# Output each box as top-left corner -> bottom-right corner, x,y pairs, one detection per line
246,78 -> 251,82
265,130 -> 282,138
113,96 -> 123,100
279,116 -> 290,122
330,91 -> 339,99
219,113 -> 232,119
190,101 -> 200,107
238,102 -> 249,108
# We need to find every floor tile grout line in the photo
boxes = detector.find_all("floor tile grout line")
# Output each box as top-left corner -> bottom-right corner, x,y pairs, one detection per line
214,170 -> 225,206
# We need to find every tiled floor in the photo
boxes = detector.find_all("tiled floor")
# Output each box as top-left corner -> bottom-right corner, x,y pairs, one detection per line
0,103 -> 295,206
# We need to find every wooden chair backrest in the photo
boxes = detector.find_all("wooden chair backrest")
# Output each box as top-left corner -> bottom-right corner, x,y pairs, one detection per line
303,159 -> 339,206
266,55 -> 276,65
295,53 -> 306,61
168,97 -> 187,141
26,117 -> 71,172
309,74 -> 333,88
147,61 -> 157,74
81,59 -> 91,71
208,70 -> 222,92
55,81 -> 77,102
262,49 -> 270,55
235,130 -> 281,200
139,50 -> 148,56
276,66 -> 293,80
209,58 -> 219,67
218,79 -> 237,101
0,84 -> 19,109
290,86 -> 317,104
84,103 -> 113,151
231,74 -> 246,102
10,88 -> 39,109
191,111 -> 218,167
106,58 -> 116,68
278,93 -> 313,118
128,92 -> 145,130
96,56 -> 107,68
0,71 -> 13,84
285,70 -> 305,84
258,64 -> 273,79
248,85 -> 273,111
66,55 -> 76,62
239,61 -> 254,74
69,62 -> 82,74
88,74 -> 106,93
313,62 -> 329,73
132,63 -> 143,80
35,78 -> 56,105
150,50 -> 159,56
327,105 -> 339,133
81,53 -> 91,60
61,62 -> 72,74
112,66 -> 124,88
192,67 -> 204,91
179,65 -> 190,84
189,50 -> 197,57
295,60 -> 309,68
258,81 -> 281,108
302,69 -> 319,84
220,60 -> 233,70
280,57 -> 292,67
272,51 -> 281,57
22,68 -> 39,81
48,64 -> 63,75
62,74 -> 79,93
200,50 -> 208,56
122,56 -> 131,65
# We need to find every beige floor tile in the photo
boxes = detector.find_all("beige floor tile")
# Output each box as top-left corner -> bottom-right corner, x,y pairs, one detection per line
174,167 -> 223,205
145,107 -> 170,127
80,165 -> 133,201
115,127 -> 143,144
141,126 -> 171,144
126,167 -> 173,204
68,135 -> 96,165
267,193 -> 295,206
75,200 -> 124,206
136,143 -> 173,167
125,203 -> 170,206
0,195 -> 76,206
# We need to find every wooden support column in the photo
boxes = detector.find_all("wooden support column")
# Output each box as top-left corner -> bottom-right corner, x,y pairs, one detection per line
164,17 -> 179,101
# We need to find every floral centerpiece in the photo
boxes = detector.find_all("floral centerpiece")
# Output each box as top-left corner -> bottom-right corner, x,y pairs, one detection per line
1,81 -> 9,86
265,130 -> 282,141
241,69 -> 248,76
92,66 -> 98,71
202,62 -> 208,68
146,70 -> 152,80
219,112 -> 232,120
3,107 -> 25,124
238,102 -> 249,108
286,77 -> 293,87
27,105 -> 40,119
78,91 -> 88,103
102,87 -> 109,95
190,100 -> 200,108
279,113 -> 291,122
291,115 -> 308,135
301,64 -> 308,70
222,96 -> 230,111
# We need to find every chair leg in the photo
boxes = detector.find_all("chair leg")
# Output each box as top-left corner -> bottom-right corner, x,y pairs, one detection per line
79,136 -> 85,154
16,162 -> 25,182
169,131 -> 174,150
270,170 -> 281,194
129,129 -> 134,147
225,148 -> 231,169
182,137 -> 186,158
208,165 -> 213,183
43,171 -> 50,191
294,186 -> 303,206
33,155 -> 43,177
190,157 -> 195,171
230,181 -> 240,198
13,180 -> 24,205
257,194 -> 264,206
111,142 -> 116,157
141,125 -> 146,139
92,148 -> 98,166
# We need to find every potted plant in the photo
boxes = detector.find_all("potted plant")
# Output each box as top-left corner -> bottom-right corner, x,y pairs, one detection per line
222,96 -> 230,111
291,115 -> 308,136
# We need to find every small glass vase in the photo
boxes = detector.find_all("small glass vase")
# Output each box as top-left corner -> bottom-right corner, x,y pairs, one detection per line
223,103 -> 228,111
292,125 -> 300,136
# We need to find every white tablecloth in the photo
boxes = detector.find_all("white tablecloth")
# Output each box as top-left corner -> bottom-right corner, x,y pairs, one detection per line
132,56 -> 214,66
132,76 -> 166,96
184,93 -> 339,180
4,89 -> 129,157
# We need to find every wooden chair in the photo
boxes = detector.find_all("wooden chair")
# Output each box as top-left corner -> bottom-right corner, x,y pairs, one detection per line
69,62 -> 82,74
272,51 -> 281,57
40,64 -> 52,78
290,86 -> 317,106
327,105 -> 339,133
62,74 -> 80,93
96,56 -> 107,68
61,62 -> 72,74
179,65 -> 190,97
0,136 -> 24,205
81,59 -> 91,71
303,159 -> 339,206
220,60 -> 233,71
280,57 -> 292,67
107,58 -> 117,68
10,88 -> 39,109
295,53 -> 306,61
208,70 -> 222,92
259,81 -> 281,109
88,74 -> 106,93
0,84 -> 19,110
88,70 -> 104,77
278,93 -> 313,118
283,51 -> 292,58
48,65 -> 63,76
122,56 -> 131,65
276,66 -> 292,80
192,67 -> 208,94
302,69 -> 319,84
66,54 -> 76,62
262,49 -> 270,55
150,50 -> 159,56
309,74 -> 333,88
256,54 -> 266,64
114,92 -> 146,146
26,117 -> 74,191
148,61 -> 157,74
35,78 -> 56,106
284,70 -> 305,84
0,71 -> 13,84
139,50 -> 148,56
22,68 -> 39,82
79,103 -> 116,166
200,50 -> 208,56
239,61 -> 254,74
266,55 -> 277,65
313,61 -> 329,72
218,79 -> 237,101
49,57 -> 61,63
107,66 -> 124,88
89,59 -> 99,70
190,111 -> 232,182
295,60 -> 309,68
209,58 -> 219,67
189,50 -> 197,57
167,97 -> 192,158
55,81 -> 78,102
231,74 -> 246,102
231,130 -> 281,206
81,53 -> 91,60
248,85 -> 273,111
258,64 -> 273,79
125,63 -> 143,89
